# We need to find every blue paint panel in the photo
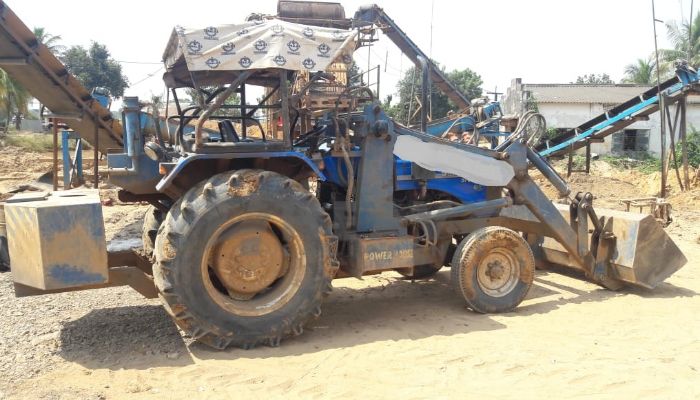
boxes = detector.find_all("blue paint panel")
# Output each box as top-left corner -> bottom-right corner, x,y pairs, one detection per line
426,116 -> 475,136
324,155 -> 486,204
396,178 -> 486,203
48,264 -> 106,285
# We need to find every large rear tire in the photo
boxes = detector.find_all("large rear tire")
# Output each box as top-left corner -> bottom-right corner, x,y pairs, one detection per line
451,227 -> 534,313
142,205 -> 164,261
153,170 -> 337,349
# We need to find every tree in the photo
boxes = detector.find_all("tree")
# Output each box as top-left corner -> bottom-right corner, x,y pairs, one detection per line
622,57 -> 656,84
574,73 -> 614,84
664,12 -> 700,66
61,42 -> 129,97
33,27 -> 65,55
347,60 -> 363,87
0,70 -> 30,131
387,63 -> 482,125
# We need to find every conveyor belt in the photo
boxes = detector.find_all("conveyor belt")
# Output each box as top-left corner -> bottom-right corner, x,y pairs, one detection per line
536,66 -> 700,158
0,1 -> 123,153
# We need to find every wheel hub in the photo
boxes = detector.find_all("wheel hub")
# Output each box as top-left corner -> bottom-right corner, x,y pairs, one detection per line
476,248 -> 519,297
211,220 -> 287,298
485,260 -> 506,281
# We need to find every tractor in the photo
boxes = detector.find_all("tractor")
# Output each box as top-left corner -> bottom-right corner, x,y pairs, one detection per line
0,1 -> 687,350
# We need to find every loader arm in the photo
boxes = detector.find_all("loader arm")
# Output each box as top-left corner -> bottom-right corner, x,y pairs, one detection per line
393,122 -> 685,289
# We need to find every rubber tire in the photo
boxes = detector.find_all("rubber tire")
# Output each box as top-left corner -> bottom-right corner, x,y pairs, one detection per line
142,205 -> 164,261
0,236 -> 9,272
451,226 -> 534,313
153,169 -> 336,349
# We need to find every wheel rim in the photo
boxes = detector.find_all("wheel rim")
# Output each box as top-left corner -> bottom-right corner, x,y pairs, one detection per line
201,212 -> 306,317
475,247 -> 520,298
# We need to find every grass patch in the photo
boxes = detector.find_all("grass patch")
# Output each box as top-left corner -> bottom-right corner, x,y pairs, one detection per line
2,133 -> 54,152
0,133 -> 90,153
600,154 -> 661,174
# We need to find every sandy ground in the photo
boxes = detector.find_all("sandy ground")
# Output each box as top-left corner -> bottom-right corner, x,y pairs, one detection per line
0,145 -> 698,399
3,241 -> 699,400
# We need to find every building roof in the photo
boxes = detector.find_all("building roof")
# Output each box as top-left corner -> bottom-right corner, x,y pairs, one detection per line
523,84 -> 655,104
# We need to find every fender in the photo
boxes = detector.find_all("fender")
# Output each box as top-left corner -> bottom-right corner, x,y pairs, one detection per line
156,151 -> 326,192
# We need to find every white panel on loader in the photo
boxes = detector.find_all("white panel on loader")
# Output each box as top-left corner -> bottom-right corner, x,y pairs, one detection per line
393,135 -> 515,187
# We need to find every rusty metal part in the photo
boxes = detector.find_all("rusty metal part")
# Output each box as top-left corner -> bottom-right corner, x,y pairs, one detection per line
476,248 -> 520,298
202,212 -> 305,317
277,0 -> 350,28
211,220 -> 287,299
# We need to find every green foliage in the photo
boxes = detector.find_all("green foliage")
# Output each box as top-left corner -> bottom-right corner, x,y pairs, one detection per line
623,57 -> 655,84
3,133 -> 53,152
185,86 -> 240,117
574,74 -> 614,84
2,133 -> 88,152
545,127 -> 561,139
62,42 -> 129,97
600,154 -> 661,174
664,12 -> 700,66
0,70 -> 30,130
347,60 -> 363,87
525,95 -> 539,112
386,63 -> 482,125
675,126 -> 700,167
32,27 -> 65,55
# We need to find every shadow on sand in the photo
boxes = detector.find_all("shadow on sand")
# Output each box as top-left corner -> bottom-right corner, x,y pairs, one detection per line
58,268 -> 697,370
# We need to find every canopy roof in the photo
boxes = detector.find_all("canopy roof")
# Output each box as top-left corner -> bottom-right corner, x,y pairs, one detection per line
162,18 -> 357,88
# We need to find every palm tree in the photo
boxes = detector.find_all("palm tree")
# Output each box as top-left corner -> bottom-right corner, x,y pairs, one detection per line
623,58 -> 655,84
0,70 -> 30,132
622,56 -> 671,84
32,27 -> 65,55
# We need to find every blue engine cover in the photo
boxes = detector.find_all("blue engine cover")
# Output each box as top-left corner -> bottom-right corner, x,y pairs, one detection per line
323,155 -> 486,204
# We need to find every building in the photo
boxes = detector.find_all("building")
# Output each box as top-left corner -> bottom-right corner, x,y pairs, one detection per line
502,78 -> 700,158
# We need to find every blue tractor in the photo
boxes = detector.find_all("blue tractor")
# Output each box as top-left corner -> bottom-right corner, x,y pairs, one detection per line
0,1 -> 686,350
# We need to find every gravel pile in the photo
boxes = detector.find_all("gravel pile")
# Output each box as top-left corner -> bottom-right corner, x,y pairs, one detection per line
0,204 -> 188,395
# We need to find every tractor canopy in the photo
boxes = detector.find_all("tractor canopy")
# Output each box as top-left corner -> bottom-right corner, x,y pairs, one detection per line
162,18 -> 357,88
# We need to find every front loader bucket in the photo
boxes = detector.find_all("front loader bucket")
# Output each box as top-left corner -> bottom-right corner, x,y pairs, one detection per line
504,204 -> 687,289
595,207 -> 686,288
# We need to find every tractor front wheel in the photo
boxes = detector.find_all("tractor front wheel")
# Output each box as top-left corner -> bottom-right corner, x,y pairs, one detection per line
451,227 -> 534,313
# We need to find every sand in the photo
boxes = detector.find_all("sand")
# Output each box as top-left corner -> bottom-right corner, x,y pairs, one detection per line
3,234 -> 697,399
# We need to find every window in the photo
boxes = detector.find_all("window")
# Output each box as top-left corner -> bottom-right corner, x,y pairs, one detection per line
612,129 -> 650,154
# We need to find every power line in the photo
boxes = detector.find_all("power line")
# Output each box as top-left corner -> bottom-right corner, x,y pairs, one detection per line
117,60 -> 162,65
129,66 -> 164,87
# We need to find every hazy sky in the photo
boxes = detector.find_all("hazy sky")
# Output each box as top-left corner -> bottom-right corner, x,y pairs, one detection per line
7,0 -> 694,105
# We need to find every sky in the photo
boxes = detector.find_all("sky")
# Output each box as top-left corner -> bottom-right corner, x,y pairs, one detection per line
8,0 -> 695,108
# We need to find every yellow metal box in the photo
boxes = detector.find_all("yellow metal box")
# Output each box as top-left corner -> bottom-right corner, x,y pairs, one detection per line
5,190 -> 108,290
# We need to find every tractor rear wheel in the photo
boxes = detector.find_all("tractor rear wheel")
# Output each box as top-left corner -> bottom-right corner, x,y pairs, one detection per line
142,205 -> 164,261
451,227 -> 534,313
153,169 -> 337,349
